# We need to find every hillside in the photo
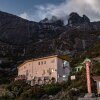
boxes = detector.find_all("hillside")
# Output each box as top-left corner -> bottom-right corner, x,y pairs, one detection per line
0,11 -> 99,83
0,10 -> 99,100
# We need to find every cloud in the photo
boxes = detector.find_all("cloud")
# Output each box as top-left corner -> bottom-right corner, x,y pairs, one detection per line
19,12 -> 29,19
19,0 -> 100,23
32,0 -> 100,22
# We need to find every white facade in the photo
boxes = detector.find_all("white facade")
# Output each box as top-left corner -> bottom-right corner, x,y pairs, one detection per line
17,55 -> 70,85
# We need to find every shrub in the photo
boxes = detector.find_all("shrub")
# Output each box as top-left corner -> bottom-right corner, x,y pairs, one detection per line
6,80 -> 31,98
0,90 -> 14,99
43,83 -> 62,95
20,86 -> 45,99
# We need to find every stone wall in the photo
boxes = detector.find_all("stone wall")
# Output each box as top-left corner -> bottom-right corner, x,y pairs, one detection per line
78,97 -> 100,100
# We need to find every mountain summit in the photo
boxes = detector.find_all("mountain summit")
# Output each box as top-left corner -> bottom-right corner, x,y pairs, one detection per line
68,12 -> 90,26
0,11 -> 99,60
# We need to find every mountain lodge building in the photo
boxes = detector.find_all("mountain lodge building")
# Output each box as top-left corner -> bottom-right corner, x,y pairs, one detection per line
15,55 -> 71,86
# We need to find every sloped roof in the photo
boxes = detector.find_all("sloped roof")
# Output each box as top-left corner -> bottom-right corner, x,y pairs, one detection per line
93,76 -> 100,81
93,57 -> 100,61
18,55 -> 71,68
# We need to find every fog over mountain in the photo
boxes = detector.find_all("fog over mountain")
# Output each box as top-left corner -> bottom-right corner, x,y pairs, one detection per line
20,0 -> 100,23
0,10 -> 99,84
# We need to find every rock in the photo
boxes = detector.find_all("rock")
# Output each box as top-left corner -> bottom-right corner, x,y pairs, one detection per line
40,16 -> 64,26
40,18 -> 49,23
82,15 -> 90,23
0,11 -> 99,75
68,12 -> 90,26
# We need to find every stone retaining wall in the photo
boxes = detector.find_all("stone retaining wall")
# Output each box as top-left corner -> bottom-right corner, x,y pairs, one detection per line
78,97 -> 100,100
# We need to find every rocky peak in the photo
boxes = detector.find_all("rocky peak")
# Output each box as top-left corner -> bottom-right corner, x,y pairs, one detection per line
68,12 -> 90,26
0,11 -> 99,75
40,16 -> 58,23
39,18 -> 49,23
82,15 -> 90,23
40,16 -> 64,26
50,16 -> 58,22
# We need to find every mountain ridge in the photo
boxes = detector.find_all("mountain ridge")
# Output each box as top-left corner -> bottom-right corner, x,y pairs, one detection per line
0,11 -> 99,68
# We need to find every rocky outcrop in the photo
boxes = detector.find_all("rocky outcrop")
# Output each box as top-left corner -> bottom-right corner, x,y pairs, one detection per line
40,16 -> 64,26
0,11 -> 64,45
68,12 -> 90,26
0,11 -> 99,71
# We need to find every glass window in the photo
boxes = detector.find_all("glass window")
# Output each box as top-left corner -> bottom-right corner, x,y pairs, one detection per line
43,70 -> 45,75
44,61 -> 46,64
41,61 -> 43,65
38,62 -> 40,65
63,61 -> 69,67
99,82 -> 100,88
77,68 -> 80,71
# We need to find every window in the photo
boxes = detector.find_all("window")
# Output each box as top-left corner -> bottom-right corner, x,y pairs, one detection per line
26,70 -> 28,76
63,61 -> 69,67
51,68 -> 55,72
51,59 -> 55,63
41,61 -> 43,65
38,62 -> 40,65
38,61 -> 46,65
77,68 -> 80,72
42,70 -> 45,75
44,61 -> 46,64
24,66 -> 26,69
36,71 -> 37,74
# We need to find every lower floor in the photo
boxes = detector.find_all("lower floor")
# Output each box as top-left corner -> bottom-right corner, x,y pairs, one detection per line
15,75 -> 68,86
27,76 -> 56,86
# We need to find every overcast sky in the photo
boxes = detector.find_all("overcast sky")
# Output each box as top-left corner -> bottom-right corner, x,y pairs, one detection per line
0,0 -> 100,22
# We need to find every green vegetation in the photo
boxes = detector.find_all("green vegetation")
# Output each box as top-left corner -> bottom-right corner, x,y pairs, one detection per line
0,41 -> 99,99
71,41 -> 100,67
0,60 -> 100,100
0,80 -> 62,100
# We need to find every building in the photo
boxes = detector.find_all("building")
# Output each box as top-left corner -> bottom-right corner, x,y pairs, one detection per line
72,57 -> 100,74
93,76 -> 100,95
93,56 -> 100,62
72,58 -> 92,74
16,55 -> 71,85
73,65 -> 84,73
72,63 -> 84,73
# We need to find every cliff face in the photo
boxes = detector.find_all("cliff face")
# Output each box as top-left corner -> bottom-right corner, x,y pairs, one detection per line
0,11 -> 64,45
68,12 -> 90,26
0,11 -> 99,72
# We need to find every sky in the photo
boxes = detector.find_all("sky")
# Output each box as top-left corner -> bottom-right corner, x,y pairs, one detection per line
0,0 -> 100,22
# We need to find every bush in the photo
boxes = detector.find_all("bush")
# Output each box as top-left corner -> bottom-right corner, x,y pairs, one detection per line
0,90 -> 14,99
20,86 -> 45,100
43,83 -> 62,95
6,80 -> 31,98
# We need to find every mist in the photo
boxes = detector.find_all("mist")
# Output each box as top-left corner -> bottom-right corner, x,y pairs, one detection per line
20,0 -> 100,23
